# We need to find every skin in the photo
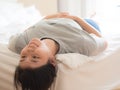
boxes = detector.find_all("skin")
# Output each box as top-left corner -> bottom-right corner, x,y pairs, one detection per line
19,38 -> 57,69
44,12 -> 102,37
19,12 -> 108,69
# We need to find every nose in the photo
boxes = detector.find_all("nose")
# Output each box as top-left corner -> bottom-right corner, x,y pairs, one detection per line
20,57 -> 32,69
24,58 -> 30,63
29,38 -> 41,46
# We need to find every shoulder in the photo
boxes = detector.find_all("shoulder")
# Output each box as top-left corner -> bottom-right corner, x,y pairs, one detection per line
8,34 -> 20,53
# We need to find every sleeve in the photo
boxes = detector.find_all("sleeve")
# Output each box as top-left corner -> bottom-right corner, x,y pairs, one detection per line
8,34 -> 19,53
90,34 -> 107,55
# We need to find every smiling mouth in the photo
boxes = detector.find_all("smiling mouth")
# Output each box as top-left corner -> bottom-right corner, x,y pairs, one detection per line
28,42 -> 38,48
29,40 -> 39,47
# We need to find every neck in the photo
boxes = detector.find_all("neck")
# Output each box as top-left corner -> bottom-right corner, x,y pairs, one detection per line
42,39 -> 59,55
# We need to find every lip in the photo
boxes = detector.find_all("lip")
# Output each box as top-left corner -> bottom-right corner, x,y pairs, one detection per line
28,39 -> 40,47
28,42 -> 38,47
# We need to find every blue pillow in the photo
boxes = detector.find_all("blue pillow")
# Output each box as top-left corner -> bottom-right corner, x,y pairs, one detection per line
84,19 -> 100,32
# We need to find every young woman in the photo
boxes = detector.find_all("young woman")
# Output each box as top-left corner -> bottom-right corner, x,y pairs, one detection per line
9,12 -> 107,90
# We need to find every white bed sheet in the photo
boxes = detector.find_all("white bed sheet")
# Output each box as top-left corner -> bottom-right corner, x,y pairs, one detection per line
49,34 -> 120,90
0,33 -> 120,90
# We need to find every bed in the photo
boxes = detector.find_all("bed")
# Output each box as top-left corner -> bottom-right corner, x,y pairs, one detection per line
1,34 -> 120,90
1,1 -> 120,90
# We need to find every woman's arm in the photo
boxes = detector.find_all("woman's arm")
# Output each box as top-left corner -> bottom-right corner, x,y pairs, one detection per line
43,12 -> 69,19
43,12 -> 107,50
68,15 -> 102,37
44,12 -> 102,37
68,15 -> 108,49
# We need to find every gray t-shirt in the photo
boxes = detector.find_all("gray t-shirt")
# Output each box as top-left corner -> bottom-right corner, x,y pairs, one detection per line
8,18 -> 105,56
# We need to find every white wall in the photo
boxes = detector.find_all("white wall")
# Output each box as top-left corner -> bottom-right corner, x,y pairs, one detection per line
58,0 -> 82,17
0,0 -> 17,2
58,0 -> 96,18
82,0 -> 96,18
18,0 -> 58,15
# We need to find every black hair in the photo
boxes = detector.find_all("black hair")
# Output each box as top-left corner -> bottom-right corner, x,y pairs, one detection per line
14,61 -> 57,90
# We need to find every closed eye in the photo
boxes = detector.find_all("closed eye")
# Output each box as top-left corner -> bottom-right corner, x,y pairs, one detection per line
32,56 -> 40,59
21,56 -> 26,58
31,56 -> 40,62
20,59 -> 25,62
20,56 -> 26,62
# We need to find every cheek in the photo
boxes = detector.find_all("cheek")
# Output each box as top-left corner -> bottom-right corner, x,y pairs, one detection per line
20,46 -> 28,55
36,48 -> 49,56
35,49 -> 50,64
38,45 -> 50,53
36,47 -> 50,58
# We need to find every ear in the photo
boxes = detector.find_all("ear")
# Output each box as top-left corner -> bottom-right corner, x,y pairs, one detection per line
49,56 -> 56,66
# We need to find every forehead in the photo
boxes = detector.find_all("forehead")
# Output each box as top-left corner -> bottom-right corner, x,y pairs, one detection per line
19,57 -> 50,69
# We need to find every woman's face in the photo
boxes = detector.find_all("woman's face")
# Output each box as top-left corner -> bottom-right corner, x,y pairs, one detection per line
19,38 -> 52,69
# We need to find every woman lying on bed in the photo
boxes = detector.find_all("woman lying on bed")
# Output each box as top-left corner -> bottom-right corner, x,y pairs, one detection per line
8,12 -> 108,90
